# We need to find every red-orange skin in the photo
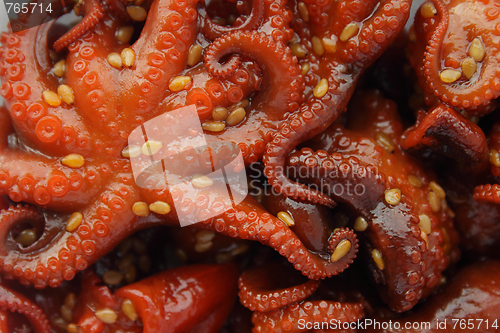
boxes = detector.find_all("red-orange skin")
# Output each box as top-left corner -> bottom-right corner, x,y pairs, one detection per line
70,264 -> 238,333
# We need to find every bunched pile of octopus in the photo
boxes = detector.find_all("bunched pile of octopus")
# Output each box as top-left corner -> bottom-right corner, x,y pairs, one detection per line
1,0 -> 500,331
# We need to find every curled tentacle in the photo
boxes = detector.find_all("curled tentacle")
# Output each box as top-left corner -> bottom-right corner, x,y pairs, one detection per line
238,264 -> 320,312
400,105 -> 489,174
201,0 -> 293,42
409,0 -> 500,112
0,284 -> 51,333
252,300 -> 364,333
53,0 -> 105,52
72,264 -> 239,333
283,91 -> 459,312
119,0 -> 200,119
202,0 -> 265,40
197,197 -> 359,280
202,30 -> 304,163
473,184 -> 500,204
0,173 -> 142,288
263,0 -> 412,207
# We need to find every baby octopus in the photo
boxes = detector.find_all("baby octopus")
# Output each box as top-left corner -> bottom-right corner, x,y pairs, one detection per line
0,0 -> 363,290
263,0 -> 412,206
284,91 -> 459,312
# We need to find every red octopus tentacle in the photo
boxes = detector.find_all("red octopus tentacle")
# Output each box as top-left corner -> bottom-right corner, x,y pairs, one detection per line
202,0 -> 265,40
203,30 -> 304,163
285,148 -> 428,312
400,105 -> 489,173
415,0 -> 500,111
0,152 -> 107,210
64,12 -> 125,146
473,184 -> 500,204
285,94 -> 460,313
263,0 -> 412,208
0,284 -> 51,333
238,264 -> 320,312
202,0 -> 293,43
119,0 -> 200,120
0,22 -> 93,157
0,173 -> 142,288
53,0 -> 105,53
252,300 -> 364,333
197,196 -> 358,280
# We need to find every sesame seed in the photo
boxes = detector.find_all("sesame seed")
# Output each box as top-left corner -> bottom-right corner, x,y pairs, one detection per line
297,2 -> 309,22
330,239 -> 351,262
385,188 -> 401,205
95,308 -> 118,324
121,48 -> 136,68
168,76 -> 192,91
202,120 -> 226,132
469,37 -> 486,62
461,57 -> 477,80
42,90 -> 62,107
66,212 -> 83,232
116,26 -> 134,43
277,211 -> 295,227
149,201 -> 171,214
191,174 -> 214,188
187,44 -> 203,67
226,107 -> 246,126
61,153 -> 85,168
372,249 -> 385,270
440,69 -> 461,83
121,299 -> 138,321
418,214 -> 432,235
340,22 -> 359,42
132,202 -> 150,217
353,216 -> 368,232
126,5 -> 147,21
107,52 -> 123,69
420,2 -> 437,18
313,78 -> 329,98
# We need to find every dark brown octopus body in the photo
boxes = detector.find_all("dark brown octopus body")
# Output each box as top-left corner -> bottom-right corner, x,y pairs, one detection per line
263,0 -> 412,206
285,91 -> 459,312
365,260 -> 500,333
